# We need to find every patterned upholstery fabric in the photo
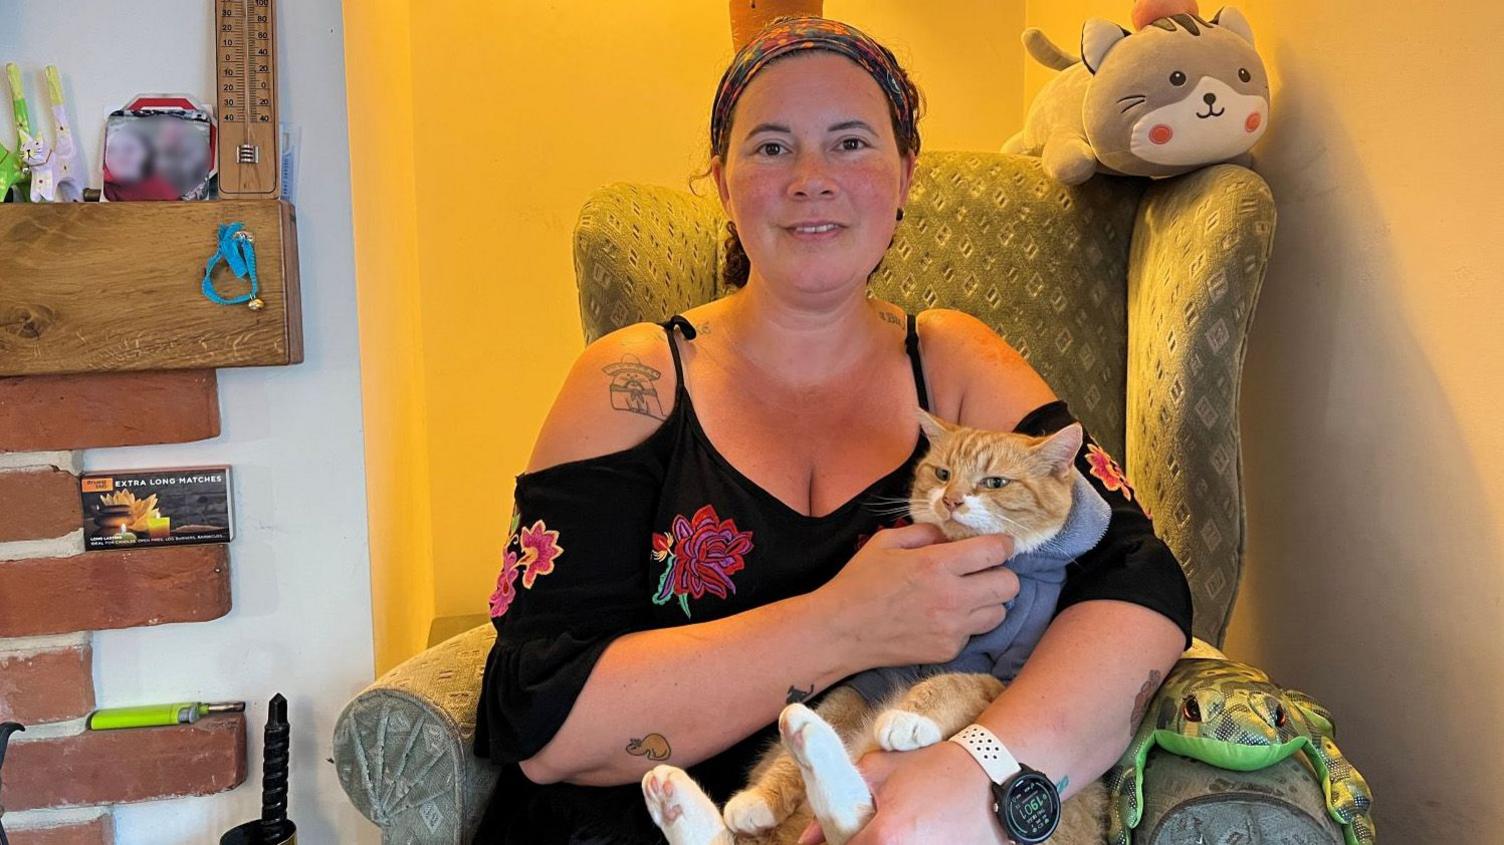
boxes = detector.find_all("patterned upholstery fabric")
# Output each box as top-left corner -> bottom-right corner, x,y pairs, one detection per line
1140,752 -> 1344,844
332,152 -> 1320,844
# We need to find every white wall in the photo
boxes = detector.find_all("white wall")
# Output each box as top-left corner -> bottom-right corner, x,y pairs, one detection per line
0,2 -> 378,842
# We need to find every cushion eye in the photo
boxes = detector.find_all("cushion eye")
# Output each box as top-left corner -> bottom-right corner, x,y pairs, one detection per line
980,476 -> 1010,489
1238,67 -> 1252,83
934,466 -> 951,482
1170,70 -> 1187,86
1271,698 -> 1288,727
1181,695 -> 1202,722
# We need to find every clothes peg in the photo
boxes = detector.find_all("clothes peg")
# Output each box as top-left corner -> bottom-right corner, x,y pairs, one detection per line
44,66 -> 82,202
6,63 -> 55,203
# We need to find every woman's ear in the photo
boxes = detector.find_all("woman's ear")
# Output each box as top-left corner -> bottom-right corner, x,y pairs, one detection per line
898,153 -> 917,212
711,154 -> 732,208
916,408 -> 957,440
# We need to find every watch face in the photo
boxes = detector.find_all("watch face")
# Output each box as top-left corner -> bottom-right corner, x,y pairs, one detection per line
993,770 -> 1060,844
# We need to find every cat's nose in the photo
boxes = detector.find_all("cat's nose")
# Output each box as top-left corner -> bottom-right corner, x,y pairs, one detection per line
942,494 -> 965,510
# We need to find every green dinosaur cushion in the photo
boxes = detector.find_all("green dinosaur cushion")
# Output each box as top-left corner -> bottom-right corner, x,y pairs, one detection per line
1106,657 -> 1375,845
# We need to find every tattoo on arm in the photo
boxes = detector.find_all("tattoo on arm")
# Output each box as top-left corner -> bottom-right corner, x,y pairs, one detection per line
878,310 -> 903,328
1130,669 -> 1164,730
786,684 -> 815,704
1055,775 -> 1070,794
625,733 -> 672,762
602,354 -> 666,420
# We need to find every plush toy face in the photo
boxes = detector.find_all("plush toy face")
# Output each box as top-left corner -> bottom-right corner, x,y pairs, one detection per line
1082,10 -> 1269,178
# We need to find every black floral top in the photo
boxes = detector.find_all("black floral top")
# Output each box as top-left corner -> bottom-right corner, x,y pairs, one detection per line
473,314 -> 1191,844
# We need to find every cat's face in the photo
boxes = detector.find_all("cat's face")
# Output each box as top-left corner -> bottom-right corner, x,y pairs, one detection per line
910,410 -> 1083,550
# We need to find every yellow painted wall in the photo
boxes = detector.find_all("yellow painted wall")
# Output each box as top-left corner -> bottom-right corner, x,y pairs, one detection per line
343,0 -> 435,672
347,2 -> 1029,671
1025,1 -> 1504,838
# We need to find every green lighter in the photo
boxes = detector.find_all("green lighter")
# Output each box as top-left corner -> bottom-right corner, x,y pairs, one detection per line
86,701 -> 245,730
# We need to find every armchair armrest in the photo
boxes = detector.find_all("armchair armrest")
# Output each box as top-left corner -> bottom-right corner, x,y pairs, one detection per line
1137,751 -> 1345,844
334,624 -> 499,844
1126,164 -> 1277,644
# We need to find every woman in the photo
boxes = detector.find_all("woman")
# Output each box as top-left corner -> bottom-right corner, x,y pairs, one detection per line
476,17 -> 1191,843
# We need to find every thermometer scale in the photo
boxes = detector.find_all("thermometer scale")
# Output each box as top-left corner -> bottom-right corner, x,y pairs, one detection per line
214,0 -> 279,197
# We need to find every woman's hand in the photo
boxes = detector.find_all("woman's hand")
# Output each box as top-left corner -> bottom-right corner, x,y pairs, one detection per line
798,742 -> 1005,845
814,523 -> 1017,671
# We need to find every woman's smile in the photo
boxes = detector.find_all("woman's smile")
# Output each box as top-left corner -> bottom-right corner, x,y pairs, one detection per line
785,220 -> 846,241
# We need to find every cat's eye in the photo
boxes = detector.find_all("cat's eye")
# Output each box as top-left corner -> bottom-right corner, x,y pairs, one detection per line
1182,695 -> 1202,722
1170,70 -> 1187,86
934,466 -> 951,482
1238,67 -> 1252,83
980,476 -> 1010,489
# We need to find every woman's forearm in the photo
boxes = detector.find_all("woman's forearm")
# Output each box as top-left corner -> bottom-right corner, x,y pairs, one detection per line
972,599 -> 1184,798
520,589 -> 857,786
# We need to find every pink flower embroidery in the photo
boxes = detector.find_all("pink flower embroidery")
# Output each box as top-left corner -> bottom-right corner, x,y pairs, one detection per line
652,505 -> 754,618
518,520 -> 564,589
1085,443 -> 1135,501
488,515 -> 565,620
488,549 -> 521,619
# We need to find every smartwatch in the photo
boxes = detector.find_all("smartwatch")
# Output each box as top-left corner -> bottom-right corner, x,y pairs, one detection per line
948,724 -> 1061,845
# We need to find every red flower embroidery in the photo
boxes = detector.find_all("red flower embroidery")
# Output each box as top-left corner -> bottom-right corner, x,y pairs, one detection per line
518,520 -> 564,589
489,515 -> 565,620
652,505 -> 754,618
1085,443 -> 1135,501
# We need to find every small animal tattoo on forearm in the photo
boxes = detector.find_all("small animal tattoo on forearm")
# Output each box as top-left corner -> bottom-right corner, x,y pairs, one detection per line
602,354 -> 666,420
1131,669 -> 1164,730
786,684 -> 815,704
625,733 -> 672,761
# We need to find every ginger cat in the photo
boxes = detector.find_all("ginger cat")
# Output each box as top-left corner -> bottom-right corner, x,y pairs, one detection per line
642,411 -> 1109,845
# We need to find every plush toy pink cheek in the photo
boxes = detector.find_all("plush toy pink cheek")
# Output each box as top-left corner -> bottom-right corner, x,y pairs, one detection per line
1245,112 -> 1262,133
1149,124 -> 1175,145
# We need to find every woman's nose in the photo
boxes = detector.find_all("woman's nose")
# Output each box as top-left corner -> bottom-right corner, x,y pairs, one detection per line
787,152 -> 837,199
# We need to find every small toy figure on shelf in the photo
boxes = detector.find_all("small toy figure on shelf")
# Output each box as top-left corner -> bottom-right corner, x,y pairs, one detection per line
43,66 -> 83,202
5,63 -> 57,202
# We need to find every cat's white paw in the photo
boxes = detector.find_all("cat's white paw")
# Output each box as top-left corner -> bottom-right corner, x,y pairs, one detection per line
873,708 -> 943,751
780,704 -> 873,844
723,789 -> 778,833
641,765 -> 732,845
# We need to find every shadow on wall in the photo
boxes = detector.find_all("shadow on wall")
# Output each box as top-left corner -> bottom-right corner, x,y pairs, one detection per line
1228,44 -> 1504,839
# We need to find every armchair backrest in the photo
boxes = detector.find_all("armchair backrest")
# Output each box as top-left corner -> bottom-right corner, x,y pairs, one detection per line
572,151 -> 1274,645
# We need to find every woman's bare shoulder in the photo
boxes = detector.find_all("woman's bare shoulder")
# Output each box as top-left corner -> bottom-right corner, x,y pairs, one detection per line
914,308 -> 1056,431
526,321 -> 677,472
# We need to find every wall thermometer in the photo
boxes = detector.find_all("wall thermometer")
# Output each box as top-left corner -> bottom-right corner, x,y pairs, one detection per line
215,0 -> 279,198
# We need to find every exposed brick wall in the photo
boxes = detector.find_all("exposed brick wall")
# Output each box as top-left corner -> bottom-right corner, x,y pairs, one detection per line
0,365 -> 235,841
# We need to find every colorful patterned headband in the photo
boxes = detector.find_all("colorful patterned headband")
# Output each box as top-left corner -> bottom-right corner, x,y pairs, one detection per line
710,16 -> 921,158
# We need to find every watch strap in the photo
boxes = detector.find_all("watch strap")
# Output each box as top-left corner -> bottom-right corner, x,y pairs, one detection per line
948,723 -> 1021,785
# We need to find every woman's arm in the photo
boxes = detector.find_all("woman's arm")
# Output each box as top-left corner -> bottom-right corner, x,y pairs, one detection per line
524,522 -> 1017,786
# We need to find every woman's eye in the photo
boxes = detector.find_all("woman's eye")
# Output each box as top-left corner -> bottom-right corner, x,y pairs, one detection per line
758,142 -> 786,156
981,477 -> 1009,489
839,137 -> 868,151
934,467 -> 950,482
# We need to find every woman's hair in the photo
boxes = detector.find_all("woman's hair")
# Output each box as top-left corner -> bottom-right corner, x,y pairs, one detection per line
707,16 -> 924,288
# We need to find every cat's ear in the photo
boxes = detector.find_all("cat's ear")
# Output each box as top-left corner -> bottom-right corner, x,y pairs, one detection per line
916,408 -> 958,440
1081,18 -> 1131,74
1035,423 -> 1084,478
1211,7 -> 1255,45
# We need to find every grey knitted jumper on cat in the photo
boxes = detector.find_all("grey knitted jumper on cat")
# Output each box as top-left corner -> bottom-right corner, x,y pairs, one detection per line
847,470 -> 1113,705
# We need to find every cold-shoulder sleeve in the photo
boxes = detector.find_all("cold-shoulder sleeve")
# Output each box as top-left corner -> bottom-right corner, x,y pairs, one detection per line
475,447 -> 665,764
1013,401 -> 1193,647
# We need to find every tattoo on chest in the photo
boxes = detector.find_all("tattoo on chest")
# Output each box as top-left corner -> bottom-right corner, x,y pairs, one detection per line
786,684 -> 815,704
1131,669 -> 1164,730
603,354 -> 666,420
625,732 -> 672,761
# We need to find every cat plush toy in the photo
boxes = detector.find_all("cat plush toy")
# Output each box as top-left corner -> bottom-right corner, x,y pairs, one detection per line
642,411 -> 1114,845
1002,2 -> 1270,185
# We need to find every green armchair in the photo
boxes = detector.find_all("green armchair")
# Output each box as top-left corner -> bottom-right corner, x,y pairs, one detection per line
334,152 -> 1346,844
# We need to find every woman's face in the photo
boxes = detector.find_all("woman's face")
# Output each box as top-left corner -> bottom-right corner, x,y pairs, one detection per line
714,51 -> 915,301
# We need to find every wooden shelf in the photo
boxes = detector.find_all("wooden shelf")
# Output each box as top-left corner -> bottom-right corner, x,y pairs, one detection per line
0,199 -> 302,376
